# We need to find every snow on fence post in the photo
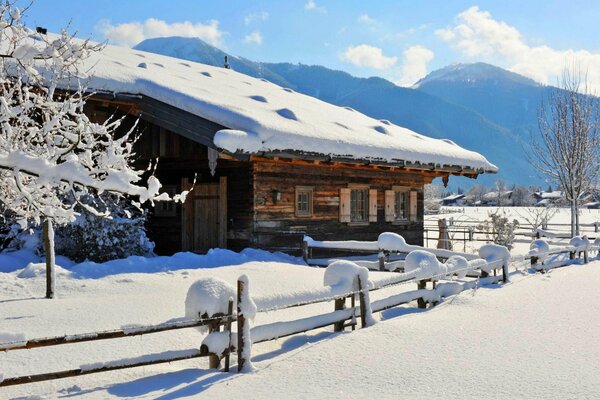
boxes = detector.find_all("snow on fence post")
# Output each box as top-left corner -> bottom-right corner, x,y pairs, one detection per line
302,239 -> 309,262
478,244 -> 511,283
356,271 -> 375,328
378,250 -> 386,271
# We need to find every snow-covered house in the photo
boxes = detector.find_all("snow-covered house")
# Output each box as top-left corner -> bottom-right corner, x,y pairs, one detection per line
441,193 -> 466,206
533,191 -> 563,207
78,43 -> 497,254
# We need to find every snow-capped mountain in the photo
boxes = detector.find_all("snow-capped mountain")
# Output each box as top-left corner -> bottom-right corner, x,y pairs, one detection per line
133,37 -> 549,187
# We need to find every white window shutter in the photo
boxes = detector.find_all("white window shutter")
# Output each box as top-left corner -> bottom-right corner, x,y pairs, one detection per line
410,190 -> 418,221
369,189 -> 378,222
339,188 -> 351,223
385,190 -> 395,222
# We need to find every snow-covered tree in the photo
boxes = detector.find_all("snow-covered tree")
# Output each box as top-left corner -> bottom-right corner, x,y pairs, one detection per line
424,183 -> 442,212
0,1 -> 186,298
531,68 -> 600,236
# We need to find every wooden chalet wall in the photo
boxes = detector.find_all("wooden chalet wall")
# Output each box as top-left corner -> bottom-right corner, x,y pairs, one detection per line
251,157 -> 429,253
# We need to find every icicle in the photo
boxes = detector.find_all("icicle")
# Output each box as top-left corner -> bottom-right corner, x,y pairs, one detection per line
208,147 -> 218,177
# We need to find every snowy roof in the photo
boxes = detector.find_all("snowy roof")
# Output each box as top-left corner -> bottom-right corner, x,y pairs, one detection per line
535,191 -> 563,199
442,193 -> 466,201
62,41 -> 497,173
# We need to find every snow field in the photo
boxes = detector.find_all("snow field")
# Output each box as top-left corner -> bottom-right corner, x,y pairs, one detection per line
2,259 -> 599,399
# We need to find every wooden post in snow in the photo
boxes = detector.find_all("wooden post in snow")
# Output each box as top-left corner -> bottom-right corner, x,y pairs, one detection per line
224,298 -> 233,372
43,219 -> 55,299
417,280 -> 427,309
333,298 -> 345,332
302,240 -> 309,263
437,218 -> 452,250
237,279 -> 247,372
378,251 -> 386,271
357,274 -> 368,328
205,315 -> 221,369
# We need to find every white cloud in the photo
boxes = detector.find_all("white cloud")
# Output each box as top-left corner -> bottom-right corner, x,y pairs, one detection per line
244,11 -> 269,26
305,1 -> 316,10
97,18 -> 224,47
358,14 -> 376,24
396,45 -> 435,87
305,1 -> 326,13
244,31 -> 263,45
341,44 -> 398,70
437,6 -> 600,91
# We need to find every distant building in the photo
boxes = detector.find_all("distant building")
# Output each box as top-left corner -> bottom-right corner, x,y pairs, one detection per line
441,193 -> 466,206
533,191 -> 563,207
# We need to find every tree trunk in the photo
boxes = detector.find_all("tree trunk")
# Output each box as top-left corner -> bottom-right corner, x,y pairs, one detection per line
43,219 -> 55,299
575,198 -> 580,236
570,201 -> 576,238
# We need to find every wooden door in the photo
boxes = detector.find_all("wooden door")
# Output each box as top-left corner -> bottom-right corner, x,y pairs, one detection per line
182,176 -> 227,253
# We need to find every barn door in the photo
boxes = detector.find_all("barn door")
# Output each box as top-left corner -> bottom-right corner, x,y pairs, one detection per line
181,176 -> 227,253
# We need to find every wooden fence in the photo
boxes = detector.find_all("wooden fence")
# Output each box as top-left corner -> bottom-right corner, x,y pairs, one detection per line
1,238 -> 598,387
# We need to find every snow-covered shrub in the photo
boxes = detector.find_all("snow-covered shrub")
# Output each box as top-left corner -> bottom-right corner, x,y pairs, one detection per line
404,250 -> 443,280
477,210 -> 519,249
377,232 -> 408,252
185,277 -> 236,334
54,212 -> 154,263
478,244 -> 511,274
569,236 -> 590,252
529,239 -> 551,262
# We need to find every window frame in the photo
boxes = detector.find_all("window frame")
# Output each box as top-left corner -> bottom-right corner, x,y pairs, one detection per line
392,186 -> 410,223
295,186 -> 314,218
349,185 -> 370,224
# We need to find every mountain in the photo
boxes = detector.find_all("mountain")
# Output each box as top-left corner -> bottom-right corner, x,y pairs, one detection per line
414,63 -> 551,140
133,37 -> 543,187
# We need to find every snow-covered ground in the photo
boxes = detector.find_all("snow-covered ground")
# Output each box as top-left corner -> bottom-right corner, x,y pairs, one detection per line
1,244 -> 599,399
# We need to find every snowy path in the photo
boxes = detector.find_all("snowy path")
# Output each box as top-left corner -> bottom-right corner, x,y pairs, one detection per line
1,260 -> 599,399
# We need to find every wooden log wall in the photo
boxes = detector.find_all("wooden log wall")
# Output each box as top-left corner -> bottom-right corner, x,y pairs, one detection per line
251,157 -> 430,254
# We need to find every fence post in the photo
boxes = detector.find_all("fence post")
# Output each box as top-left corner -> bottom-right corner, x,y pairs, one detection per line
302,240 -> 309,262
224,298 -> 233,372
333,298 -> 346,332
417,280 -> 427,309
357,274 -> 368,328
378,251 -> 385,271
584,249 -> 589,264
206,315 -> 221,369
237,278 -> 251,372
595,222 -> 599,233
502,262 -> 508,283
468,226 -> 474,241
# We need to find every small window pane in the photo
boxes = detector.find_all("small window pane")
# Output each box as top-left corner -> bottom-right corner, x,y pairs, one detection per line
296,188 -> 313,216
351,189 -> 368,222
394,191 -> 408,220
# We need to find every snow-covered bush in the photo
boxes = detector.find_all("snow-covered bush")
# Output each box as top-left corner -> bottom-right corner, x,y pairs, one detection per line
529,239 -> 551,263
54,212 -> 153,263
477,210 -> 519,249
478,244 -> 511,275
185,277 -> 236,334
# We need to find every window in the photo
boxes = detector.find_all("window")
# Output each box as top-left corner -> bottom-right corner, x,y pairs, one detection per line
386,188 -> 418,223
340,187 -> 377,223
295,187 -> 313,217
350,188 -> 369,222
154,185 -> 178,217
394,191 -> 409,221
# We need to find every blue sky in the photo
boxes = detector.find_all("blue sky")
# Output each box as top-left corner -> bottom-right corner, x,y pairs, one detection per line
22,0 -> 600,88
